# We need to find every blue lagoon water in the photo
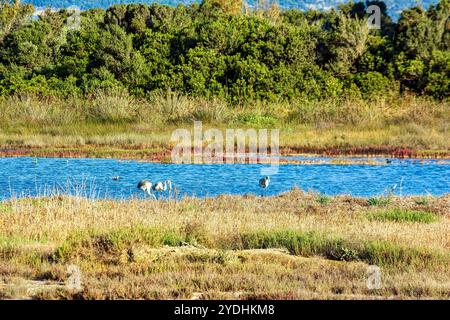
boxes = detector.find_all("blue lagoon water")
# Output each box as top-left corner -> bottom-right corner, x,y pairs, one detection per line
0,157 -> 448,200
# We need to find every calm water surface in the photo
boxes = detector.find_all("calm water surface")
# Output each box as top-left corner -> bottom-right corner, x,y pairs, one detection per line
0,157 -> 448,199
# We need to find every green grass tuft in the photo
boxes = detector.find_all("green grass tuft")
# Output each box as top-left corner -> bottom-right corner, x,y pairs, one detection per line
360,240 -> 446,269
368,197 -> 392,206
316,195 -> 331,205
0,203 -> 13,213
415,197 -> 428,205
368,209 -> 438,223
51,227 -> 186,263
223,230 -> 448,269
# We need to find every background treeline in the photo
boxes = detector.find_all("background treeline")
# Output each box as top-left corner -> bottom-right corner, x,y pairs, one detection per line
25,0 -> 441,20
0,0 -> 449,103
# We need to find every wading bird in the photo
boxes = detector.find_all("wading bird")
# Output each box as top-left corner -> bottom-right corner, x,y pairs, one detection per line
259,176 -> 270,196
137,180 -> 156,199
152,180 -> 173,199
152,181 -> 165,198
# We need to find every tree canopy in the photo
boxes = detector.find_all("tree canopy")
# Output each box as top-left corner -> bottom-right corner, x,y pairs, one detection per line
0,0 -> 448,101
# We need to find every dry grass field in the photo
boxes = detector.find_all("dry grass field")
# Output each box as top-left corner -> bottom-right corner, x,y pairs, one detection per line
0,93 -> 448,158
0,189 -> 449,299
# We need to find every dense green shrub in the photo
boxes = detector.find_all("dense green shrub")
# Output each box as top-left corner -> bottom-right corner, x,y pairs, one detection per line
0,0 -> 448,101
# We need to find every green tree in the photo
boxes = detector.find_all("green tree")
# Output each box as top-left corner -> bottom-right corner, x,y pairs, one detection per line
0,0 -> 34,44
395,0 -> 449,94
201,0 -> 243,15
322,11 -> 370,77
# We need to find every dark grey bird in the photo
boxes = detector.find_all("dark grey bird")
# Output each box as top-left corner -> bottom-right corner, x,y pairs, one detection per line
259,176 -> 270,196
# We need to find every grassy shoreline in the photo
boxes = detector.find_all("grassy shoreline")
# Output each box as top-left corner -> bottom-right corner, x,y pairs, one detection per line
1,122 -> 449,161
0,190 -> 449,299
0,93 -> 448,161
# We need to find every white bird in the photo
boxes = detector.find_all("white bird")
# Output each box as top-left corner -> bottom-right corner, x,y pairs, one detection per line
259,176 -> 270,196
387,184 -> 397,195
152,181 -> 166,192
152,180 -> 174,199
137,180 -> 156,199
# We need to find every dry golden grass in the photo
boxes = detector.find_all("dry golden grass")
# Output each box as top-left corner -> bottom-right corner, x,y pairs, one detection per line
0,190 -> 449,300
0,93 -> 448,153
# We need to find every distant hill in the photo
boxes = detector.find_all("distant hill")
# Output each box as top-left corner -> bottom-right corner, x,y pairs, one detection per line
23,0 -> 440,20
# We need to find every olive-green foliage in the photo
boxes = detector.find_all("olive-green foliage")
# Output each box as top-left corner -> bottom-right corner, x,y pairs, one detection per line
0,0 -> 448,102
202,0 -> 243,15
0,0 -> 34,43
395,0 -> 450,98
